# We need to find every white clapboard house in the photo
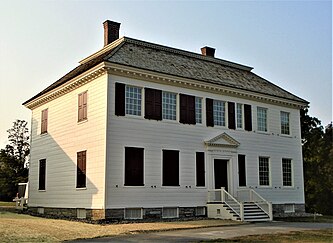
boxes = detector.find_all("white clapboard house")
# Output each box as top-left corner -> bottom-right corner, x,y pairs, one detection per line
23,20 -> 308,221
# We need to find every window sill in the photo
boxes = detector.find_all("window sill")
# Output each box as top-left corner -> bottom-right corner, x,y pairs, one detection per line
162,185 -> 180,188
77,119 -> 88,125
76,187 -> 87,190
123,185 -> 145,188
257,131 -> 270,135
38,190 -> 46,192
40,132 -> 48,136
280,134 -> 292,138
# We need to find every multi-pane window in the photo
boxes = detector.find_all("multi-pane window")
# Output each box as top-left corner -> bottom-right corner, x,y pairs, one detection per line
259,157 -> 270,186
195,97 -> 202,124
125,86 -> 142,116
213,100 -> 226,126
125,147 -> 144,186
162,92 -> 177,120
162,150 -> 179,186
257,107 -> 267,132
41,109 -> 48,134
78,91 -> 87,122
281,111 -> 290,135
237,104 -> 243,129
77,151 -> 86,188
282,158 -> 292,186
39,159 -> 46,190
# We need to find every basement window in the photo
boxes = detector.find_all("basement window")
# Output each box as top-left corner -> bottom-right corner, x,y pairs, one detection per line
37,207 -> 44,215
77,208 -> 86,219
196,207 -> 206,216
284,204 -> 295,213
162,207 -> 179,218
124,208 -> 143,219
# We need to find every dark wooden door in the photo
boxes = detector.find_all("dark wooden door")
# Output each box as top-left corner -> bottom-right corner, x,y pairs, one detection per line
214,159 -> 228,190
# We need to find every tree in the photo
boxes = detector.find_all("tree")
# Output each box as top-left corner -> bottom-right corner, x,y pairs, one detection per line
301,106 -> 333,215
0,120 -> 29,201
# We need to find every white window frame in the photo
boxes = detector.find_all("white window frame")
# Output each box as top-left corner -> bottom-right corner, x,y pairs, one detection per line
124,208 -> 143,219
257,107 -> 268,132
125,85 -> 142,116
213,100 -> 226,126
162,91 -> 177,121
280,111 -> 290,135
195,97 -> 202,124
236,103 -> 244,129
258,157 -> 271,187
282,158 -> 293,187
162,207 -> 179,218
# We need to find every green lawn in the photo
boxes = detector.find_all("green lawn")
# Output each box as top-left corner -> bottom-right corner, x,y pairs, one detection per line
275,215 -> 333,223
0,201 -> 15,207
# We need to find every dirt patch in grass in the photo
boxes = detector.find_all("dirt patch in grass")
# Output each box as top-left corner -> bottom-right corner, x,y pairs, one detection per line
0,211 -> 239,242
201,229 -> 333,242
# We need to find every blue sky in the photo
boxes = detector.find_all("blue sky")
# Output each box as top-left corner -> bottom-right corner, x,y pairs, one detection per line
0,0 -> 331,147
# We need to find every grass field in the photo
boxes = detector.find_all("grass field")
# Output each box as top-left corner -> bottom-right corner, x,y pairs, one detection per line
201,229 -> 333,242
0,211 -> 238,242
275,215 -> 333,223
0,201 -> 15,207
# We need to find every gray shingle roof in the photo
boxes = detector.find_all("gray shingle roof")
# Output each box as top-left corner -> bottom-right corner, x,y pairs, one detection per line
23,37 -> 307,105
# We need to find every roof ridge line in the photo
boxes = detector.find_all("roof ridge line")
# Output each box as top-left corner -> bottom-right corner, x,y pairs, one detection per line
123,37 -> 253,72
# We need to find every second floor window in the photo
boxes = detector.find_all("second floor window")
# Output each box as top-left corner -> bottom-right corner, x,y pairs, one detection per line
195,97 -> 202,124
78,91 -> 87,122
213,100 -> 226,126
257,107 -> 267,132
281,111 -> 290,135
237,103 -> 243,129
125,86 -> 142,116
41,109 -> 48,134
162,91 -> 177,120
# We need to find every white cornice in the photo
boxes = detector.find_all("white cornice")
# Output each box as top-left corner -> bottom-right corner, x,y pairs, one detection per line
25,61 -> 307,110
24,63 -> 107,109
104,63 -> 307,109
204,133 -> 240,148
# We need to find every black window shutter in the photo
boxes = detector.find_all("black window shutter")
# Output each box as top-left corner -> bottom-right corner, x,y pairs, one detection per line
125,147 -> 144,186
162,150 -> 179,186
228,102 -> 236,129
39,159 -> 46,190
206,98 -> 214,127
145,88 -> 162,120
238,154 -> 246,187
180,94 -> 195,125
244,104 -> 252,131
115,83 -> 125,116
196,152 -> 205,187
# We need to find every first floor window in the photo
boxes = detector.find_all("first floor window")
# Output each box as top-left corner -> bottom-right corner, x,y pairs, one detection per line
282,158 -> 292,186
39,159 -> 46,190
162,150 -> 179,186
125,147 -> 144,186
77,151 -> 86,188
195,97 -> 202,124
41,109 -> 48,134
126,86 -> 142,116
78,91 -> 87,122
237,103 -> 243,129
162,91 -> 177,120
257,107 -> 267,132
259,157 -> 270,186
196,152 -> 205,187
213,100 -> 226,126
281,111 -> 290,135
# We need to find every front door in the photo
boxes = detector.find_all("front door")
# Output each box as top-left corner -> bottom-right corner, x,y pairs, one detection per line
214,159 -> 228,191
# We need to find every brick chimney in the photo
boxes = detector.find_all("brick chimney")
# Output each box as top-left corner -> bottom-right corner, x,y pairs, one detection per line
103,20 -> 121,46
201,46 -> 215,57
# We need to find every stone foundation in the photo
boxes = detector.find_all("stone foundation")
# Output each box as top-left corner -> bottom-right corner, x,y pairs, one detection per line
28,206 -> 207,220
272,203 -> 306,217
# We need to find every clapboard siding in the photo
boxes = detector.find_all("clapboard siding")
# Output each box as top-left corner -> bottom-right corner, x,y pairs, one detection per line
28,75 -> 108,209
105,74 -> 304,208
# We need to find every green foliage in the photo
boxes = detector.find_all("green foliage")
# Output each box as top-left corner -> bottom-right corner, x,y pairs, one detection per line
0,120 -> 29,201
301,106 -> 333,215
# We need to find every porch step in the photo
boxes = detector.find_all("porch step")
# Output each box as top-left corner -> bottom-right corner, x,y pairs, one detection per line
243,202 -> 270,222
